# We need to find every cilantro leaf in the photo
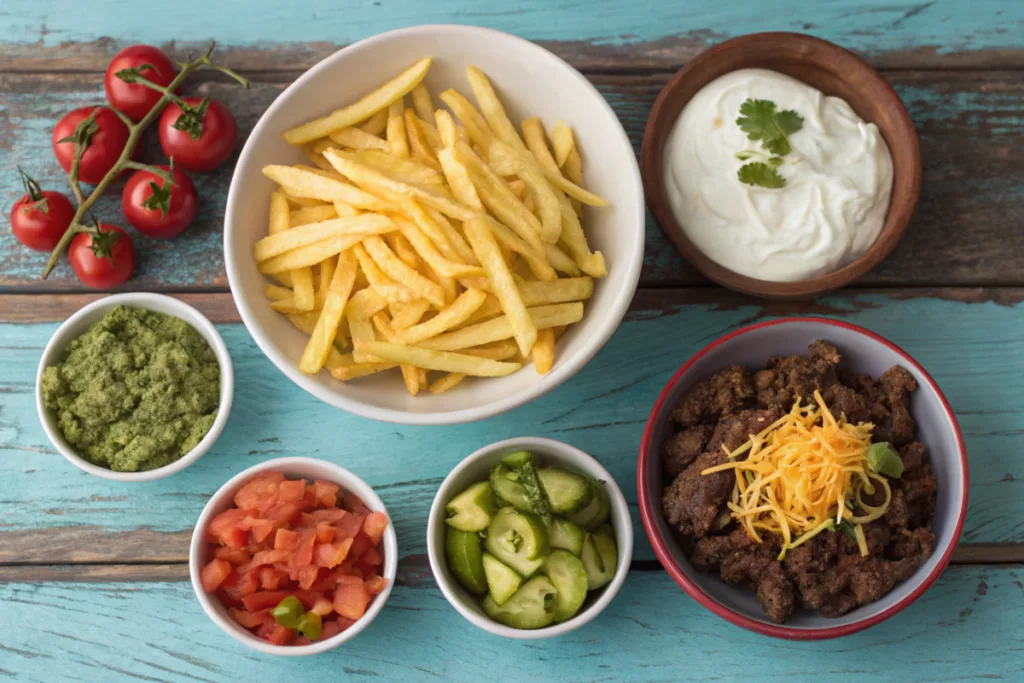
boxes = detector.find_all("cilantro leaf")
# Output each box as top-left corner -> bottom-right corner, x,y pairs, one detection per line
738,162 -> 786,189
736,98 -> 804,157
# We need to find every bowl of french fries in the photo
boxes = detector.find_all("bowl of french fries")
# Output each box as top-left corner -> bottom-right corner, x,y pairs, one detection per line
224,25 -> 644,424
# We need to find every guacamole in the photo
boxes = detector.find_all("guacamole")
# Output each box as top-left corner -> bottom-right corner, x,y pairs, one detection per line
41,305 -> 221,472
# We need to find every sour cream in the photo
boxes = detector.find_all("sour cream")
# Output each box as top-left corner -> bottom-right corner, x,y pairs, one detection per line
663,68 -> 893,282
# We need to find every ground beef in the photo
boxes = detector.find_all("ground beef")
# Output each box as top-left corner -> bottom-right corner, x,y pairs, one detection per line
661,425 -> 714,478
659,340 -> 938,624
669,366 -> 754,427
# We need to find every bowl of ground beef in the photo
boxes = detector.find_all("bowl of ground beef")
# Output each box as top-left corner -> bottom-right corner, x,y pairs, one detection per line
637,317 -> 968,639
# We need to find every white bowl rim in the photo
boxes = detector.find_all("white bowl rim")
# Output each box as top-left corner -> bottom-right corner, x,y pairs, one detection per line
427,436 -> 633,639
34,292 -> 234,483
188,456 -> 399,656
636,316 -> 969,640
223,23 -> 645,425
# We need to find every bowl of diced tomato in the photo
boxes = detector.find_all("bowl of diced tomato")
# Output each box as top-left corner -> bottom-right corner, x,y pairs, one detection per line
190,457 -> 398,655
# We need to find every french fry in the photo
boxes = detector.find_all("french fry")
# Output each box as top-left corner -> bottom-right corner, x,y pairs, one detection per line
371,311 -> 397,342
397,219 -> 485,279
557,195 -> 607,277
545,243 -> 581,276
488,140 -> 561,244
358,109 -> 389,136
561,146 -> 584,215
282,190 -> 325,208
316,256 -> 336,308
352,149 -> 445,189
400,363 -> 421,395
333,200 -> 359,217
254,214 -> 396,261
346,286 -> 389,320
323,149 -> 477,222
434,109 -> 458,149
352,242 -> 418,303
551,121 -> 574,167
349,315 -> 384,363
290,204 -> 338,227
439,89 -> 494,149
362,235 -> 446,308
484,216 -> 556,281
391,299 -> 432,330
263,165 -> 394,211
269,191 -> 291,235
428,372 -> 465,394
330,354 -> 399,381
299,250 -> 358,373
260,232 -> 376,274
329,127 -> 389,150
361,341 -> 521,377
411,84 -> 434,124
418,303 -> 583,351
392,288 -> 487,345
264,283 -> 293,301
461,294 -> 504,326
462,339 -> 518,360
404,109 -> 441,170
388,232 -> 422,270
417,116 -> 443,151
454,143 -> 545,254
518,277 -> 593,306
291,267 -> 315,311
464,217 -> 537,356
437,147 -> 483,211
422,206 -> 478,265
386,98 -> 410,157
283,57 -> 432,144
532,328 -> 555,374
465,66 -> 529,155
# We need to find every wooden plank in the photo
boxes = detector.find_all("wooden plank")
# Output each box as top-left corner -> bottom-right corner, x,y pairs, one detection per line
0,566 -> 1020,681
4,291 -> 1022,564
2,70 -> 1022,291
2,0 -> 1024,71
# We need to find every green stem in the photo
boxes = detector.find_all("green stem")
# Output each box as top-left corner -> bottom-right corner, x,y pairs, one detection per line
122,160 -> 176,185
42,42 -> 248,279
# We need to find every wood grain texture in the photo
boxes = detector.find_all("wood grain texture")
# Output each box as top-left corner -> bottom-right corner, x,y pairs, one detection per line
4,292 -> 1021,565
3,70 -> 1022,290
1,566 -> 1021,682
2,0 -> 1024,71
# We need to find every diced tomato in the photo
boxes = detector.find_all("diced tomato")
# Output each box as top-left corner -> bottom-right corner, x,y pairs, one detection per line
321,620 -> 342,640
349,531 -> 372,558
255,489 -> 282,515
310,596 -> 334,617
315,522 -> 335,544
242,590 -> 318,612
221,568 -> 260,600
364,575 -> 388,596
234,472 -> 286,510
289,529 -> 316,573
238,516 -> 276,543
257,621 -> 294,646
313,480 -> 340,507
277,479 -> 306,503
313,538 -> 353,569
334,513 -> 364,542
238,548 -> 292,575
348,566 -> 364,580
200,558 -> 232,592
333,576 -> 370,620
356,560 -> 379,577
293,636 -> 312,646
259,567 -> 287,591
208,508 -> 248,543
216,590 -> 244,610
301,486 -> 318,509
213,546 -> 251,565
342,492 -> 371,515
264,502 -> 302,526
229,607 -> 272,629
298,564 -> 320,590
362,545 -> 383,566
309,508 -> 347,524
274,527 -> 298,550
362,511 -> 389,546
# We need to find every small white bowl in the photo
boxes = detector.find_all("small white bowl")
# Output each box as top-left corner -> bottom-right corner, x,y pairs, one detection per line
190,457 -> 399,656
224,24 -> 645,425
35,293 -> 233,482
427,437 -> 633,639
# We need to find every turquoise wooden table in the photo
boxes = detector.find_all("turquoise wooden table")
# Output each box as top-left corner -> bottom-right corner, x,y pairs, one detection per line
2,2 -> 1023,680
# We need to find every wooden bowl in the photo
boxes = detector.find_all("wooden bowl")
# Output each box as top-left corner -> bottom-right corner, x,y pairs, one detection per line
641,32 -> 921,299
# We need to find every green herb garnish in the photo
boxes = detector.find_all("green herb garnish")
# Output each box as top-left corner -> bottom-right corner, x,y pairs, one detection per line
837,519 -> 857,541
735,98 -> 803,189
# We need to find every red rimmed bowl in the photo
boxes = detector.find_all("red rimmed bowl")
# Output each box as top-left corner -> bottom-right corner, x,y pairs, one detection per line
637,317 -> 968,640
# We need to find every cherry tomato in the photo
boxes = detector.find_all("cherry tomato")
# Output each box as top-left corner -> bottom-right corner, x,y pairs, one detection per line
52,107 -> 131,185
121,164 -> 198,239
69,223 -> 135,289
158,97 -> 237,172
9,168 -> 76,252
104,44 -> 177,120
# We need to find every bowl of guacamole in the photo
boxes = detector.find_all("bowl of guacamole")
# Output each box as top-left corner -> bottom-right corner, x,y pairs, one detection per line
36,294 -> 234,482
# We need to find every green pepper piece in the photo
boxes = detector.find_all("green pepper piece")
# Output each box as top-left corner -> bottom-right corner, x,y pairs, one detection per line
296,612 -> 323,641
866,442 -> 905,478
270,595 -> 304,629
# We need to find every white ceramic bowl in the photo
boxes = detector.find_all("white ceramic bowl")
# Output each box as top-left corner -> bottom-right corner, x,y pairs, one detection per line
190,457 -> 399,656
427,437 -> 633,639
224,24 -> 645,425
35,293 -> 233,482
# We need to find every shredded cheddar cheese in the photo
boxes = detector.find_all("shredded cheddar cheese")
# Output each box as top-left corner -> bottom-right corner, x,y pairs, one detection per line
701,390 -> 890,559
